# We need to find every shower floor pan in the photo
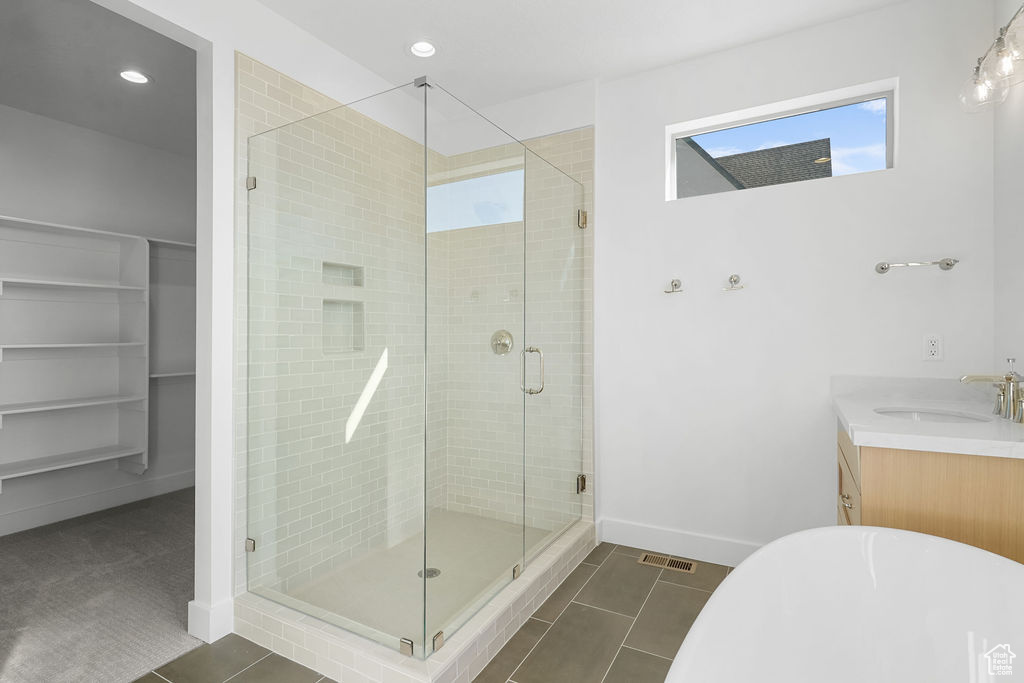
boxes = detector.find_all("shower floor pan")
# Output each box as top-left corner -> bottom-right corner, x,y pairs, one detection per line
235,517 -> 595,682
287,510 -> 550,641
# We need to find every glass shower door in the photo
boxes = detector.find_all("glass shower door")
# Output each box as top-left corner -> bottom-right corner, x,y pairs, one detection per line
243,74 -> 585,659
245,82 -> 430,656
524,149 -> 586,560
423,83 -> 527,651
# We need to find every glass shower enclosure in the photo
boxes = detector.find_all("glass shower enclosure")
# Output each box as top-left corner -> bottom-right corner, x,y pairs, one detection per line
245,78 -> 584,658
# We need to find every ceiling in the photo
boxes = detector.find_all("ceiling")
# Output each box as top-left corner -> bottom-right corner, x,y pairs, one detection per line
0,0 -> 196,156
254,0 -> 906,111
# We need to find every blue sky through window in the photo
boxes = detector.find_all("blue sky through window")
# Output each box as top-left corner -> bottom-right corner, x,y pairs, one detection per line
427,169 -> 524,232
690,97 -> 888,176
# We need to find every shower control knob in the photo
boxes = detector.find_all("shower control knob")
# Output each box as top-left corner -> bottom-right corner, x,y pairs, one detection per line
490,330 -> 514,355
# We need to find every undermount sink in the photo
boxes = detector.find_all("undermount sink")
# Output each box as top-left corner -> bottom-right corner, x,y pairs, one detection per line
873,407 -> 993,423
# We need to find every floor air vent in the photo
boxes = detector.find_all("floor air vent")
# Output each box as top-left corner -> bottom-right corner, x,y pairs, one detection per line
638,552 -> 697,574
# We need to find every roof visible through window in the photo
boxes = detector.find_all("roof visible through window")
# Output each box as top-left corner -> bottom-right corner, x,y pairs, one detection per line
690,97 -> 888,177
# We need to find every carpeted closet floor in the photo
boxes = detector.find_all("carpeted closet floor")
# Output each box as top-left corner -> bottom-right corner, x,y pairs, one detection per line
0,488 -> 200,683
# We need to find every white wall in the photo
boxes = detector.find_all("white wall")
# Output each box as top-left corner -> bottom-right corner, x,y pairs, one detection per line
594,0 -> 996,565
0,104 -> 195,241
89,0 -> 402,643
994,0 -> 1024,367
0,102 -> 196,536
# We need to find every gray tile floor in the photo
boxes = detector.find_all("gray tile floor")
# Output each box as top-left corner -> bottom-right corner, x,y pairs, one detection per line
473,542 -> 732,683
133,634 -> 335,683
135,542 -> 730,683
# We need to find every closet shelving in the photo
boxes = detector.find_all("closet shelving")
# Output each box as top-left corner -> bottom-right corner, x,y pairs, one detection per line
0,215 -> 197,490
148,239 -> 196,380
0,277 -> 146,292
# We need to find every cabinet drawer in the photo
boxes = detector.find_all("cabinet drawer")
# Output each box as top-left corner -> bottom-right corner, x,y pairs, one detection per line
838,428 -> 860,488
838,447 -> 861,525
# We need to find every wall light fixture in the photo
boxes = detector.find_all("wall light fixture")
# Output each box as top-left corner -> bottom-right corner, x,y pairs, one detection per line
960,4 -> 1024,111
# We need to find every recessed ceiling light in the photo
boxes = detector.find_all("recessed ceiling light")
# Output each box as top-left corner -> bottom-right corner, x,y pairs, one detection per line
813,156 -> 831,164
410,41 -> 436,58
120,70 -> 150,84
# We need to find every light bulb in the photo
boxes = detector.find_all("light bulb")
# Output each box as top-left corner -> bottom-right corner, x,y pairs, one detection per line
959,61 -> 1008,112
998,51 -> 1015,77
1003,24 -> 1024,85
995,34 -> 1015,78
1007,25 -> 1024,61
120,69 -> 150,84
410,41 -> 436,58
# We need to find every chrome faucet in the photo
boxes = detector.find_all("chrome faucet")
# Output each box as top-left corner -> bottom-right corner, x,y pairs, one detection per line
961,358 -> 1024,422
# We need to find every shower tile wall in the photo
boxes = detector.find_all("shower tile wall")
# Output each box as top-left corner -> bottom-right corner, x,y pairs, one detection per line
524,128 -> 595,530
233,54 -> 595,597
435,137 -> 595,533
235,56 -> 436,596
432,221 -> 526,525
243,98 -> 429,593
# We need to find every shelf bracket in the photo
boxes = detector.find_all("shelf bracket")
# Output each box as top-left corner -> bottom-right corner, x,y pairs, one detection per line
116,454 -> 148,475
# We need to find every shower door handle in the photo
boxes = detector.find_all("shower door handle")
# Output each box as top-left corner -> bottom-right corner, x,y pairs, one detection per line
521,346 -> 545,395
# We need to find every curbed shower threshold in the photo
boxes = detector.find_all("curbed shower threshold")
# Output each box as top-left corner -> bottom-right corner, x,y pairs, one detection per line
234,520 -> 596,682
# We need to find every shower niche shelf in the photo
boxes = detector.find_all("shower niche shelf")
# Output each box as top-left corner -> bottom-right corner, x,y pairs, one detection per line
323,299 -> 365,353
322,261 -> 364,287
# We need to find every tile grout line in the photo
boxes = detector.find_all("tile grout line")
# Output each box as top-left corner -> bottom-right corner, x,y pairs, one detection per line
503,543 -> 619,683
620,644 -> 675,662
505,550 -> 731,683
656,578 -> 714,594
598,565 -> 664,683
221,652 -> 273,683
569,599 -> 637,620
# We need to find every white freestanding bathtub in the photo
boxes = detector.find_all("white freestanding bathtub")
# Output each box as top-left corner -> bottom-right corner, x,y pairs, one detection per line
667,526 -> 1024,683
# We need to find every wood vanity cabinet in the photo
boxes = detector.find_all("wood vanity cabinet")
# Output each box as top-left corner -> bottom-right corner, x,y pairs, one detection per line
836,428 -> 1024,564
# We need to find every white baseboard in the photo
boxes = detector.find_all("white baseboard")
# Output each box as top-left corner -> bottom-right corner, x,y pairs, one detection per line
598,516 -> 762,567
0,469 -> 195,537
188,596 -> 234,643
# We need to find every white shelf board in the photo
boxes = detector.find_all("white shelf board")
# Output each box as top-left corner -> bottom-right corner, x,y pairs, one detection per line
0,276 -> 146,292
0,214 -> 147,243
0,445 -> 145,482
2,342 -> 144,350
148,238 -> 196,249
150,371 -> 196,379
0,342 -> 145,361
0,394 -> 146,417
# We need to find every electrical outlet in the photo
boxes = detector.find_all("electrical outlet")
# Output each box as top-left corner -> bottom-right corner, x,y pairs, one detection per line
923,334 -> 943,361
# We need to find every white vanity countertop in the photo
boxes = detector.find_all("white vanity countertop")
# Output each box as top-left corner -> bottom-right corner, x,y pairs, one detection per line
831,376 -> 1024,459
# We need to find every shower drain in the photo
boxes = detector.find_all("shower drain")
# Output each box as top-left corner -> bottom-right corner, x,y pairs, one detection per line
418,568 -> 441,579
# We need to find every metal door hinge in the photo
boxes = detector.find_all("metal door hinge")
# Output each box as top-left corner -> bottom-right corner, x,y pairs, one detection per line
577,209 -> 588,229
433,630 -> 445,651
512,563 -> 522,580
246,176 -> 256,191
400,638 -> 414,657
576,474 -> 587,494
245,538 -> 256,552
